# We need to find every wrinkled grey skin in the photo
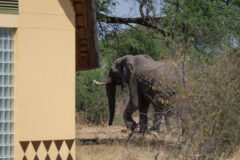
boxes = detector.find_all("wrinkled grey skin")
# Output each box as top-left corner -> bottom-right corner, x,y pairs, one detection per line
106,55 -> 183,134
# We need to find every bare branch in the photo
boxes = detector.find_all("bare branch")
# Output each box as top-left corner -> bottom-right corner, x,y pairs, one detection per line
125,23 -> 165,40
97,13 -> 169,37
139,1 -> 145,18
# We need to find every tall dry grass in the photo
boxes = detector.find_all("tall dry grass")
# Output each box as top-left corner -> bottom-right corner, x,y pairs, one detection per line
175,49 -> 240,159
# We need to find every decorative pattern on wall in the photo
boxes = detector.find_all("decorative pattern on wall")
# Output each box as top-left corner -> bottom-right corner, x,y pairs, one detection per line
20,139 -> 75,160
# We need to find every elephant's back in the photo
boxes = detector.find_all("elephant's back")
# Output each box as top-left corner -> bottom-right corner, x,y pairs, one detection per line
137,60 -> 183,92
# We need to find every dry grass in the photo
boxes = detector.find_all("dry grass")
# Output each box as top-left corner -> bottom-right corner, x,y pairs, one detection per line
75,123 -> 181,160
76,125 -> 127,139
76,144 -> 168,160
224,150 -> 240,160
75,124 -> 240,160
173,51 -> 240,159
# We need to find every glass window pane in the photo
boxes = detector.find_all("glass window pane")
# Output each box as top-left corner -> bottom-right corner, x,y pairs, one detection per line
0,29 -> 3,37
4,40 -> 9,50
0,135 -> 4,145
4,52 -> 9,62
0,99 -> 4,109
9,76 -> 13,86
4,76 -> 9,86
0,75 -> 3,86
0,29 -> 14,159
10,40 -> 14,51
0,40 -> 3,51
10,52 -> 14,62
0,123 -> 4,134
0,87 -> 4,98
4,64 -> 9,74
0,64 -> 3,74
0,111 -> 4,121
0,146 -> 5,157
4,30 -> 10,39
0,51 -> 3,62
4,100 -> 10,110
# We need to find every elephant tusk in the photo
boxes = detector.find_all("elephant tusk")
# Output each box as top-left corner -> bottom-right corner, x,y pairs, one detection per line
93,80 -> 107,85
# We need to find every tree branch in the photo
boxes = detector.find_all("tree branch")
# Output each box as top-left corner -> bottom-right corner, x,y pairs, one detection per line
125,23 -> 164,40
97,13 -> 169,37
139,0 -> 145,18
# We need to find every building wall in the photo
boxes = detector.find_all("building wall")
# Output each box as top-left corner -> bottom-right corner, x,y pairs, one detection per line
1,0 -> 76,159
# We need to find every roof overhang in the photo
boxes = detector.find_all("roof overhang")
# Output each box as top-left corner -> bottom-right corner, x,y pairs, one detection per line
71,0 -> 99,71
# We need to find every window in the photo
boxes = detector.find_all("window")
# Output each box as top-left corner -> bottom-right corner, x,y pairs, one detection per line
0,28 -> 14,160
0,0 -> 19,14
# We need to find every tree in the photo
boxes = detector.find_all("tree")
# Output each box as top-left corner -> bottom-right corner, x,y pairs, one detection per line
100,25 -> 171,61
96,0 -> 240,50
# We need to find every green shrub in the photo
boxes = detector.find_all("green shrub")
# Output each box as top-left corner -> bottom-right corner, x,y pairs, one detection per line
76,69 -> 108,125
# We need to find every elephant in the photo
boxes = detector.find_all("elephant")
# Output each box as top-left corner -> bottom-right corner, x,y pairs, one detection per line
94,55 -> 184,134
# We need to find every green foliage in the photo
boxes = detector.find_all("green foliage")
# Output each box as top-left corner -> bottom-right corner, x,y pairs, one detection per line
114,28 -> 160,59
97,0 -> 239,53
162,0 -> 240,49
76,69 -> 108,125
100,26 -> 173,61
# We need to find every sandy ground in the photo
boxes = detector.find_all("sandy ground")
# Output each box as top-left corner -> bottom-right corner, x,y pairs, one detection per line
75,124 -> 181,160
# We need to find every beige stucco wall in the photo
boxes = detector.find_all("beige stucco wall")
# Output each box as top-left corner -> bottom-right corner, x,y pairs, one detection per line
0,0 -> 76,159
0,14 -> 18,28
16,1 -> 75,139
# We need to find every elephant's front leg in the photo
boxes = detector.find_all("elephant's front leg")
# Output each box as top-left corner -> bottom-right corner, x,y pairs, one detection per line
123,102 -> 138,131
139,98 -> 150,135
124,77 -> 139,131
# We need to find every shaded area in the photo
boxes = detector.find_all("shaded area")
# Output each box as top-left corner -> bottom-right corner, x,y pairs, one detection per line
58,0 -> 75,27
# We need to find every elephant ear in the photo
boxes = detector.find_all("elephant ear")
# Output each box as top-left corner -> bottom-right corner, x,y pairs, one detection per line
121,63 -> 133,89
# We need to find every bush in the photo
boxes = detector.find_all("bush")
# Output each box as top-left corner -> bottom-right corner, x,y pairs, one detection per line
76,69 -> 108,125
175,49 -> 240,159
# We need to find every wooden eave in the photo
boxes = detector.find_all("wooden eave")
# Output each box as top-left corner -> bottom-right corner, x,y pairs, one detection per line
71,0 -> 99,71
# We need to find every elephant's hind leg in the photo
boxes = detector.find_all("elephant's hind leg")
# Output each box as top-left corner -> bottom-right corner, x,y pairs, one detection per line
139,98 -> 150,135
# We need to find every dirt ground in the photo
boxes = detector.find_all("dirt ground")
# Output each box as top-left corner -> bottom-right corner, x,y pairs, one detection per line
75,123 -> 182,160
75,98 -> 191,160
75,97 -> 187,159
75,123 -> 240,160
76,144 -> 167,160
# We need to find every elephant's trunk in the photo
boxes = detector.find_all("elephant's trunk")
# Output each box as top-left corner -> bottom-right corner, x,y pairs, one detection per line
106,83 -> 116,126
